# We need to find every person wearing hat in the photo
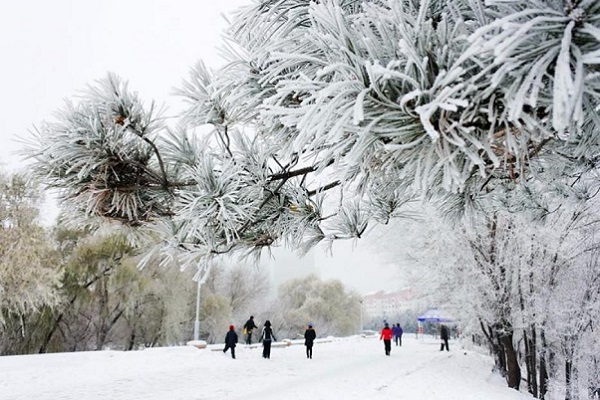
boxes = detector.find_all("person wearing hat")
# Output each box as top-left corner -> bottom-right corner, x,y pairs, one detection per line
260,320 -> 277,359
304,323 -> 316,359
223,325 -> 238,359
380,322 -> 393,356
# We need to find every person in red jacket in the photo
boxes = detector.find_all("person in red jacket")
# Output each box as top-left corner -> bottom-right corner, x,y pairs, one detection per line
380,323 -> 393,356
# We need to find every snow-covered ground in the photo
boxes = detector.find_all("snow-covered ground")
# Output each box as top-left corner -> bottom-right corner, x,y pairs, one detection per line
1,336 -> 532,400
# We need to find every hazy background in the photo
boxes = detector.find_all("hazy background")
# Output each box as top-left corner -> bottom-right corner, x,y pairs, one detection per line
0,0 -> 402,294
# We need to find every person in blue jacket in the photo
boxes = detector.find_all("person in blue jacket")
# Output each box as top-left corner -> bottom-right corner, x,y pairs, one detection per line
223,325 -> 238,359
393,323 -> 404,346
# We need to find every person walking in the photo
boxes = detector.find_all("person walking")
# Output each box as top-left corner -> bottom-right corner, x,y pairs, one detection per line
260,320 -> 277,359
380,323 -> 393,356
223,325 -> 238,359
304,323 -> 316,359
393,323 -> 403,346
243,315 -> 258,345
440,324 -> 450,351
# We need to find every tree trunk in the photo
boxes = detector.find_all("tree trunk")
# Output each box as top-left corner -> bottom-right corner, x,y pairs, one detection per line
480,321 -> 506,376
500,332 -> 521,390
524,329 -> 534,395
565,359 -> 572,400
39,264 -> 113,353
127,329 -> 136,351
539,353 -> 548,400
529,325 -> 538,397
126,302 -> 139,351
39,313 -> 63,354
495,331 -> 507,376
539,328 -> 549,399
96,275 -> 109,350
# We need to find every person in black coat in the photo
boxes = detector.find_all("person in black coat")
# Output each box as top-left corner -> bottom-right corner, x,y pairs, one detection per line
304,324 -> 316,359
260,320 -> 277,359
223,325 -> 238,359
243,316 -> 258,345
440,324 -> 450,351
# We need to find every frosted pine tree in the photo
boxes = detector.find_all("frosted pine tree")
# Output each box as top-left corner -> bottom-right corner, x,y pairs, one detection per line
26,0 -> 600,261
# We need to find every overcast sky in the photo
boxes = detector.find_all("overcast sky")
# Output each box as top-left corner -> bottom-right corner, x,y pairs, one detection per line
0,0 -> 403,294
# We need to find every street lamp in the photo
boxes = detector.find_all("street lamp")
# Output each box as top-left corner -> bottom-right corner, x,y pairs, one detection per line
359,299 -> 364,333
193,259 -> 212,341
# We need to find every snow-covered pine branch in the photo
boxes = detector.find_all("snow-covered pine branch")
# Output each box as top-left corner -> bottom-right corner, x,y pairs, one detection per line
24,0 -> 600,264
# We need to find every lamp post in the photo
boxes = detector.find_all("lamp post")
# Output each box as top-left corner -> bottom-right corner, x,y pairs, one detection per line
193,259 -> 211,341
359,299 -> 364,333
193,278 -> 202,341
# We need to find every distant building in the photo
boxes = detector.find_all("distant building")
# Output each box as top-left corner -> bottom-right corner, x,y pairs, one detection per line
361,289 -> 417,322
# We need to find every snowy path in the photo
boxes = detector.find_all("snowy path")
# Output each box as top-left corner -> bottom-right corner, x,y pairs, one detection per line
0,336 -> 532,400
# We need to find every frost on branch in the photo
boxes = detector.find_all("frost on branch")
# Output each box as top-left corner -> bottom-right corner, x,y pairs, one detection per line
25,73 -> 174,226
25,0 -> 600,261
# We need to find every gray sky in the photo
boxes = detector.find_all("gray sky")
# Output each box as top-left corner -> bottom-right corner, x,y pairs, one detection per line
0,0 -> 403,294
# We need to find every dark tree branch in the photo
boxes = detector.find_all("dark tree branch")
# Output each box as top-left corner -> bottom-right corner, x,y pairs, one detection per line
127,126 -> 170,189
307,181 -> 341,197
218,125 -> 234,159
268,165 -> 318,181
268,159 -> 334,182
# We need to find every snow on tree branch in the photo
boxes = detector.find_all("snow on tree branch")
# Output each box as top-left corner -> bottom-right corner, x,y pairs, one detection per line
23,0 -> 600,264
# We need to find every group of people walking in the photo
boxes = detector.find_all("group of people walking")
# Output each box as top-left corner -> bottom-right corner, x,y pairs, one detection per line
222,316 -> 316,360
379,322 -> 452,355
225,317 -> 447,360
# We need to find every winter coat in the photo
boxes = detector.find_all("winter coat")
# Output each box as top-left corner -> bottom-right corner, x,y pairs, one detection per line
304,328 -> 316,346
261,326 -> 276,342
392,325 -> 403,337
225,330 -> 238,347
380,327 -> 393,341
244,318 -> 258,332
440,325 -> 450,340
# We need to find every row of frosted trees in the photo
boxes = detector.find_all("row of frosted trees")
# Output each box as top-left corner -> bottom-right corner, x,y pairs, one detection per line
379,200 -> 600,399
457,207 -> 600,399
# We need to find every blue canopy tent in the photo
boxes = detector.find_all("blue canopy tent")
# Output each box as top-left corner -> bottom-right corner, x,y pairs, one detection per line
416,308 -> 455,338
417,308 -> 454,323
